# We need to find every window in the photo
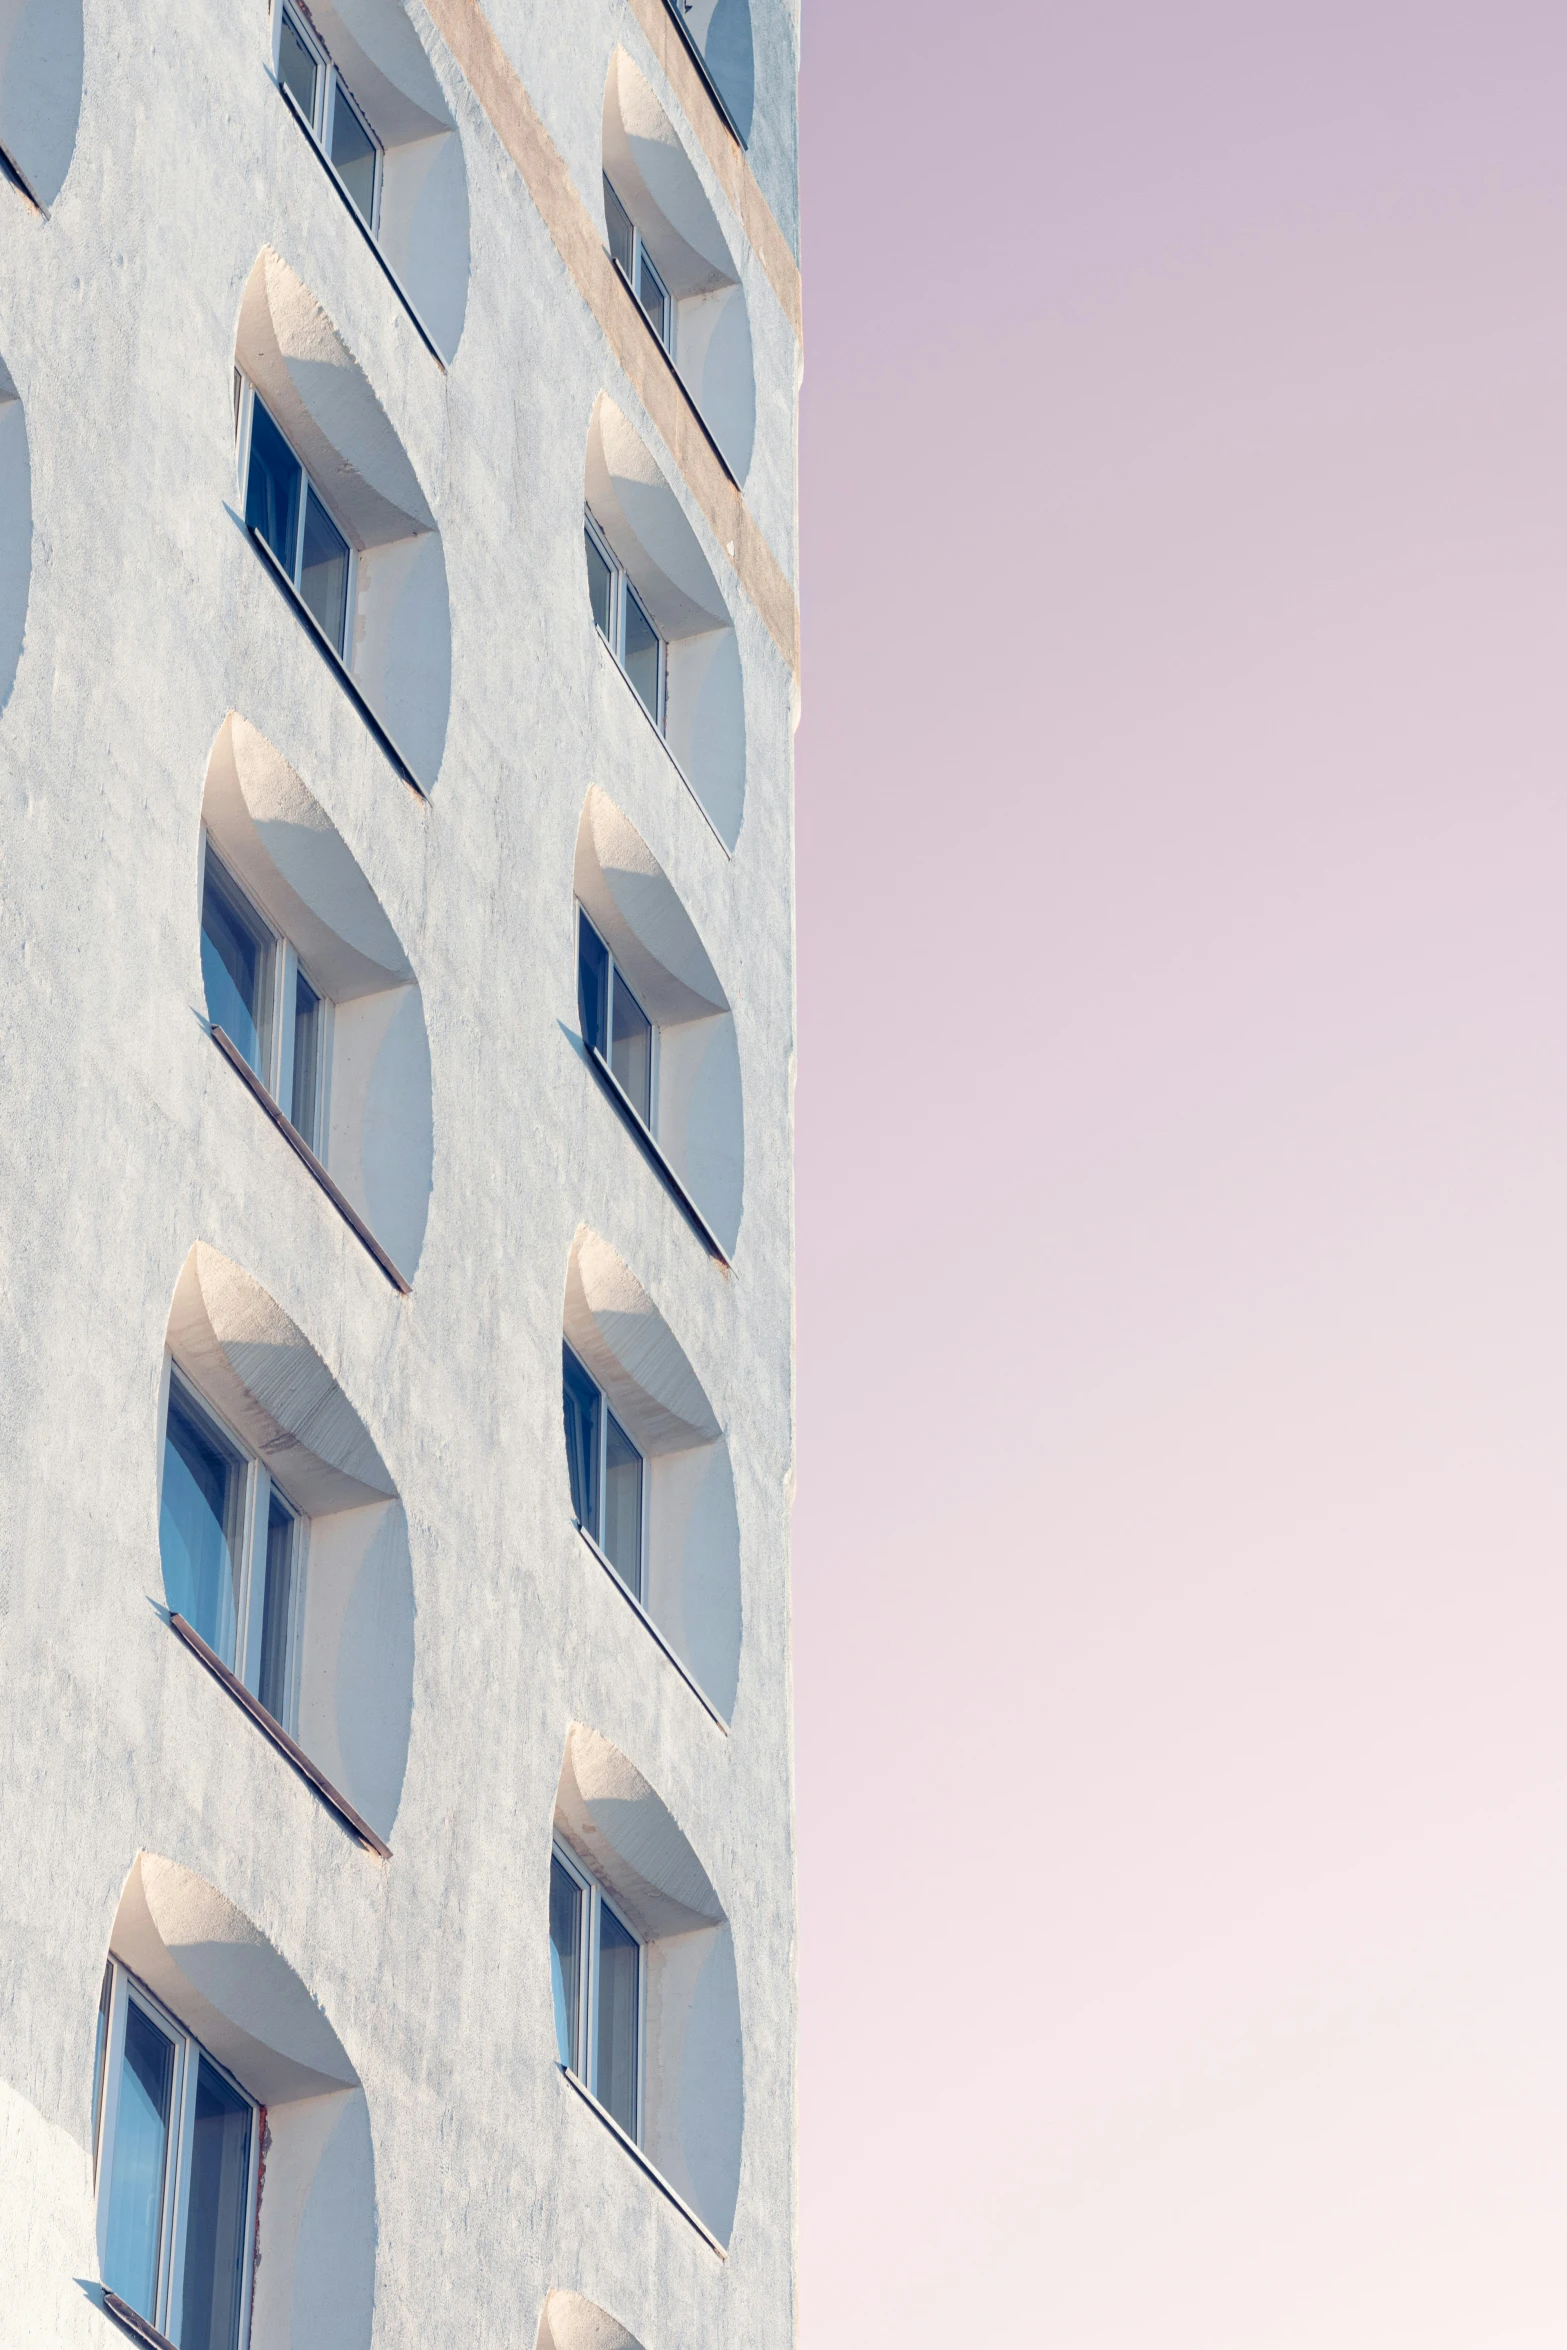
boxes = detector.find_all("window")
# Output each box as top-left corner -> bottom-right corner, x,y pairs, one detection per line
160,1368 -> 304,1730
603,175 -> 673,355
550,1843 -> 643,2141
94,1960 -> 258,2350
201,841 -> 330,1153
275,2 -> 382,233
577,908 -> 654,1130
238,379 -> 354,660
585,507 -> 665,731
562,1343 -> 645,1597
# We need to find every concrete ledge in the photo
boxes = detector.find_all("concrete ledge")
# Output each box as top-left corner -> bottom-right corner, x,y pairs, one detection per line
559,2064 -> 729,2258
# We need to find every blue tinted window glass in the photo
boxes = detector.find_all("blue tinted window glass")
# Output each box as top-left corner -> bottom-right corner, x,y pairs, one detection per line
329,84 -> 378,227
179,2059 -> 251,2350
622,587 -> 661,726
244,396 -> 301,574
289,970 -> 322,1147
201,856 -> 270,1075
585,522 -> 614,642
257,1494 -> 295,1726
609,969 -> 652,1126
277,11 -> 319,125
104,2000 -> 176,2322
603,177 -> 634,280
602,1413 -> 643,1596
549,1855 -> 583,2070
562,1345 -> 600,1538
299,486 -> 350,656
594,1904 -> 639,2135
577,915 -> 609,1057
160,1388 -> 241,1664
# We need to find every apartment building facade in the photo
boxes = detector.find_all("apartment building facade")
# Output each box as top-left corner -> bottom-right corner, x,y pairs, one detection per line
0,5 -> 800,2347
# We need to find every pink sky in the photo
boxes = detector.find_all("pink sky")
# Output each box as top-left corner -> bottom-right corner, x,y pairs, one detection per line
792,3 -> 1567,2342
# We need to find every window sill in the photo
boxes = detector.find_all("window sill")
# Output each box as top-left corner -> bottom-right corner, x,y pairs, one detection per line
609,253 -> 739,490
585,1041 -> 731,1267
0,141 -> 45,215
592,629 -> 732,858
102,2288 -> 177,2350
575,1522 -> 729,1730
275,75 -> 448,369
657,0 -> 747,150
209,1023 -> 412,1295
169,1610 -> 393,1860
558,2064 -> 729,2258
243,520 -> 426,797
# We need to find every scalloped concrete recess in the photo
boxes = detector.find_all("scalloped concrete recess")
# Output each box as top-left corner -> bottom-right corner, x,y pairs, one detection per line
0,2 -> 797,2347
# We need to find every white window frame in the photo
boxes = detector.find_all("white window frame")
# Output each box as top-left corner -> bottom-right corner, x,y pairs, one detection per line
603,174 -> 675,359
562,1341 -> 648,1603
92,1959 -> 260,2349
274,0 -> 383,235
577,904 -> 659,1139
234,376 -> 359,664
551,1839 -> 647,2144
160,1358 -> 310,1732
585,505 -> 667,733
201,835 -> 334,1156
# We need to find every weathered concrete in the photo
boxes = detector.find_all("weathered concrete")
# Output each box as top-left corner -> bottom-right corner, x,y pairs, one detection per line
0,2 -> 798,2344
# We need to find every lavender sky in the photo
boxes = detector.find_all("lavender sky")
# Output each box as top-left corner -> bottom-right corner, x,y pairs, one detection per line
792,3 -> 1567,2342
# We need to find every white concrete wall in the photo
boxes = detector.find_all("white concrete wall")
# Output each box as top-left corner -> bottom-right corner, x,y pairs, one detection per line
0,3 -> 798,2346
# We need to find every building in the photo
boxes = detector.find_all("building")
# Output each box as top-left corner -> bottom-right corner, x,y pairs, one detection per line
0,5 -> 801,2346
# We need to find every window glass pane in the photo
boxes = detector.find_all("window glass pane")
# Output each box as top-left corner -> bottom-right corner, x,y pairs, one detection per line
329,84 -> 378,227
622,586 -> 661,727
549,1856 -> 583,2071
577,914 -> 609,1058
179,2060 -> 252,2350
585,521 -> 614,643
299,485 -> 350,656
603,176 -> 634,281
289,970 -> 322,1147
594,1904 -> 639,2136
92,1966 -> 112,2166
200,855 -> 271,1075
277,10 -> 319,126
161,1388 -> 242,1665
602,1414 -> 643,1597
103,1999 -> 176,2321
636,249 -> 671,350
609,968 -> 653,1126
244,395 -> 302,575
256,1494 -> 296,1726
562,1346 -> 600,1538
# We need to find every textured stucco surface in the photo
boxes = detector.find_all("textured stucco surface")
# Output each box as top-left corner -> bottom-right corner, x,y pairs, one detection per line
0,3 -> 798,2345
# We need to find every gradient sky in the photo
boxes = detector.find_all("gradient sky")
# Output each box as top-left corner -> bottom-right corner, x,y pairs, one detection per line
792,5 -> 1567,2343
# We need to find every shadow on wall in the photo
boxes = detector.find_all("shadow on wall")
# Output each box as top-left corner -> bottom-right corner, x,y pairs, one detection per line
0,0 -> 83,208
555,1724 -> 745,2243
603,48 -> 755,478
586,395 -> 745,849
575,785 -> 743,1255
536,2290 -> 645,2350
236,246 -> 451,787
677,0 -> 753,145
0,357 -> 28,711
282,0 -> 471,355
202,714 -> 434,1277
163,1244 -> 414,1845
103,1854 -> 375,2348
565,1226 -> 741,1717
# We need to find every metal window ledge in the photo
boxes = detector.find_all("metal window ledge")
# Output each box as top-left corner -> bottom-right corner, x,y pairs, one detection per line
210,1024 -> 412,1295
657,0 -> 747,149
169,1611 -> 393,1860
275,75 -> 448,369
586,1042 -> 731,1267
244,522 -> 426,797
102,2289 -> 178,2350
576,1522 -> 729,1730
610,253 -> 739,489
0,141 -> 46,215
593,631 -> 732,859
559,2064 -> 729,2257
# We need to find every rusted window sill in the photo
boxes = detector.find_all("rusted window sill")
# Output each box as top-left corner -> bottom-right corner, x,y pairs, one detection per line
585,1043 -> 731,1267
244,522 -> 426,797
209,1025 -> 411,1295
169,1611 -> 392,1859
575,1522 -> 729,1730
559,2064 -> 728,2257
